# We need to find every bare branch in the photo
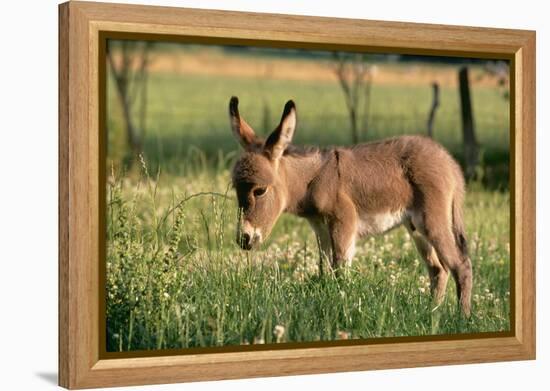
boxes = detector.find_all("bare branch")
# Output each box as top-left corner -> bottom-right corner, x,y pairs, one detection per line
332,52 -> 372,144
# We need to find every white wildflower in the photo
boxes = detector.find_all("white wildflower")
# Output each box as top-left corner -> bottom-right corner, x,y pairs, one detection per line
337,331 -> 350,340
273,325 -> 285,343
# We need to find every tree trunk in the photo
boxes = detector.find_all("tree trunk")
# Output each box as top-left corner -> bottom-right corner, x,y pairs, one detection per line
349,106 -> 359,144
458,67 -> 479,179
107,42 -> 152,166
333,53 -> 369,145
427,82 -> 440,138
361,78 -> 372,136
261,101 -> 271,135
108,46 -> 140,162
137,43 -> 151,146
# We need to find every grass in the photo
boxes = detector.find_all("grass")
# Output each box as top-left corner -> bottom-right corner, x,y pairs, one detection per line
106,159 -> 510,352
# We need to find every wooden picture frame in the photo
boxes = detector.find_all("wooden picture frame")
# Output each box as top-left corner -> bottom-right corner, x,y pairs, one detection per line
58,1 -> 536,388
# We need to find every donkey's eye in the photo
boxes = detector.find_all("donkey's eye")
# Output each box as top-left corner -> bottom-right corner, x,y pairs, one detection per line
253,187 -> 268,197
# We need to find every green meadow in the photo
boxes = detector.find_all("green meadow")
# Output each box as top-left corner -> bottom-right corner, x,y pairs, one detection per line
106,49 -> 510,352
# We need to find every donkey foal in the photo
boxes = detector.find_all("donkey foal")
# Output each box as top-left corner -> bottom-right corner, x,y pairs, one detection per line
229,96 -> 473,316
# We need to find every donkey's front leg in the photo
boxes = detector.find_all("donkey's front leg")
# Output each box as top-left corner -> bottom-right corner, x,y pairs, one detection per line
308,218 -> 332,275
328,192 -> 358,269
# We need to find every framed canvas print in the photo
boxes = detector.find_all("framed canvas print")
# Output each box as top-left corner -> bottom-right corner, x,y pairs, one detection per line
58,1 -> 536,389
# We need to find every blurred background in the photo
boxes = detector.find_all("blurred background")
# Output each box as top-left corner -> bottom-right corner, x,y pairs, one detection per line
106,40 -> 510,188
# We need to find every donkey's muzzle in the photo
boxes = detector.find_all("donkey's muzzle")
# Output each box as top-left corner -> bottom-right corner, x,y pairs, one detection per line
237,231 -> 262,250
238,232 -> 253,250
237,220 -> 262,250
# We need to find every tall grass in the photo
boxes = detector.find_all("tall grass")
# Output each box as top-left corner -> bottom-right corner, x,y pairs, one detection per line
106,159 -> 510,352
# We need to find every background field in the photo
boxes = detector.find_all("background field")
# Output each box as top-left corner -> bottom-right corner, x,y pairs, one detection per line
105,43 -> 510,352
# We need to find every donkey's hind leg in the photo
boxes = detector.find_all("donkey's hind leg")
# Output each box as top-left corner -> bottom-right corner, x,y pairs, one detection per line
405,219 -> 449,305
421,204 -> 473,316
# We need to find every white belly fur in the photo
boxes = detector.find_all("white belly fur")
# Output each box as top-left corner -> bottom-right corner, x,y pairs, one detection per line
357,209 -> 406,236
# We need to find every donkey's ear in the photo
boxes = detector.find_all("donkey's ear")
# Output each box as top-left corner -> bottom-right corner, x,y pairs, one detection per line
229,96 -> 259,150
264,100 -> 296,161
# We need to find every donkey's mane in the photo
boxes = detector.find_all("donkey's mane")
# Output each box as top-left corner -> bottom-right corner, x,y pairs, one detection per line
283,144 -> 329,157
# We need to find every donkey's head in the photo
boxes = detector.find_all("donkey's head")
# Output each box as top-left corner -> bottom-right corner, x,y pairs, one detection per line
229,96 -> 297,250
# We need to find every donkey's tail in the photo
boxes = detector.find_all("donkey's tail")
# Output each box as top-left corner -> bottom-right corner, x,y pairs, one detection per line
452,184 -> 468,258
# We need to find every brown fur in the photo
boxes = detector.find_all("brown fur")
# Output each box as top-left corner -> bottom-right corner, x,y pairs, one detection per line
229,97 -> 473,316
